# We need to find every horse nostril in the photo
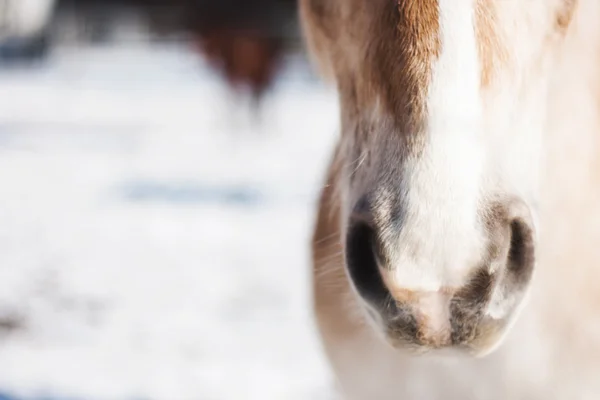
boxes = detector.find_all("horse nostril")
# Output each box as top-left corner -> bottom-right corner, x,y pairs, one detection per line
499,199 -> 536,292
345,220 -> 391,309
507,218 -> 535,275
449,201 -> 537,347
498,213 -> 536,302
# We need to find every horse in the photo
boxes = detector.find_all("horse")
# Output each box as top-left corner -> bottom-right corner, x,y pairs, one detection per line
185,0 -> 297,105
299,0 -> 600,398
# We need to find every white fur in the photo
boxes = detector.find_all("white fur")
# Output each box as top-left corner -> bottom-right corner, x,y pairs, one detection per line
389,0 -> 485,291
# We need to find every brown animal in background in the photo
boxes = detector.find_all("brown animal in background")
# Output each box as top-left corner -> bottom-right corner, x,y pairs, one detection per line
11,0 -> 299,104
185,0 -> 297,103
194,27 -> 285,103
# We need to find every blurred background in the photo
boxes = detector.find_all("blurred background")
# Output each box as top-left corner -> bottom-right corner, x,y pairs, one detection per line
0,1 -> 340,399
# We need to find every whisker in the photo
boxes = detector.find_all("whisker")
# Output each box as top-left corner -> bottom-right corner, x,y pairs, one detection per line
315,245 -> 341,257
348,151 -> 368,179
314,249 -> 344,267
313,231 -> 341,246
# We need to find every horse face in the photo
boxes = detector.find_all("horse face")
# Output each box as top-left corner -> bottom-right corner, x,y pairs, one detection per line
301,0 -> 577,355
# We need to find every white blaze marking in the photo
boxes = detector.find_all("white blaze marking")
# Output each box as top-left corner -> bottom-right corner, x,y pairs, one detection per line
390,0 -> 485,291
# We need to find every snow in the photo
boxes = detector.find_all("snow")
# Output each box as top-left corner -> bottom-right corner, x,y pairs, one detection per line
0,43 -> 340,400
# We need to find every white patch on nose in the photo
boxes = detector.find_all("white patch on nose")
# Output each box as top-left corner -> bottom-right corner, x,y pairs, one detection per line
390,0 -> 486,291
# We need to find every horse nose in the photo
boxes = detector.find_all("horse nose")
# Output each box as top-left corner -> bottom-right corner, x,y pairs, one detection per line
344,197 -> 536,350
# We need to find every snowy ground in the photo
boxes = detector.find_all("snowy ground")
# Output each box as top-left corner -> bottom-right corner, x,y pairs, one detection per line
0,43 -> 340,400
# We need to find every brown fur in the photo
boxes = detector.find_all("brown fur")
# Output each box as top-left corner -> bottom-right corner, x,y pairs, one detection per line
393,0 -> 441,126
300,0 -> 441,134
311,145 -> 359,341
